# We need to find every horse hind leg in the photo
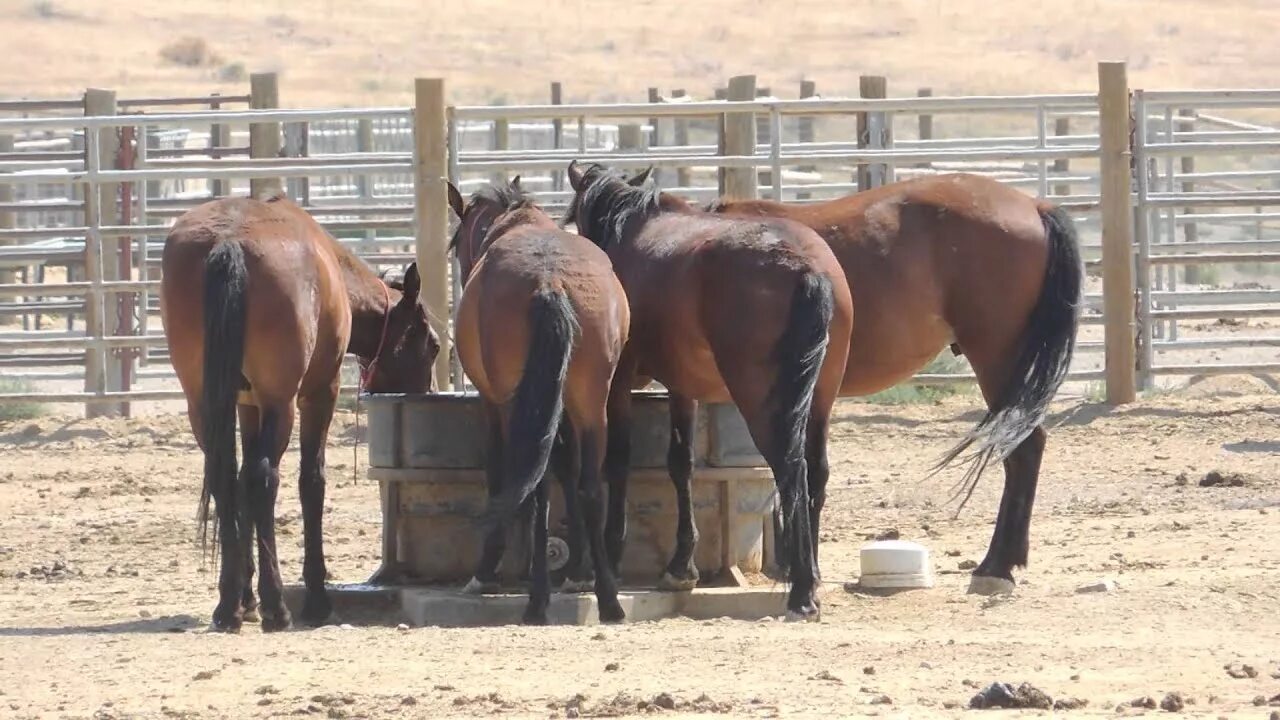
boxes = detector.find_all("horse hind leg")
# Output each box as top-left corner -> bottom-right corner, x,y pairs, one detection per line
248,401 -> 295,632
657,394 -> 699,591
236,404 -> 260,622
969,426 -> 1046,596
465,400 -> 507,595
298,390 -> 337,625
551,422 -> 595,593
961,345 -> 1048,597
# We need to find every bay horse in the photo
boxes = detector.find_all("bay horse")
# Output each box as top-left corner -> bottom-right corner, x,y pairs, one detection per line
562,161 -> 854,620
707,173 -> 1083,595
161,193 -> 439,633
447,177 -> 631,624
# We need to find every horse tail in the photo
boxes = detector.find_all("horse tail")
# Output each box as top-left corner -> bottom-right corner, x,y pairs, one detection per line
932,204 -> 1083,510
198,239 -> 249,557
480,287 -> 578,531
768,272 -> 834,525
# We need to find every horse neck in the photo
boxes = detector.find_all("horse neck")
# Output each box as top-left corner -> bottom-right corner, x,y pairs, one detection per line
340,256 -> 398,361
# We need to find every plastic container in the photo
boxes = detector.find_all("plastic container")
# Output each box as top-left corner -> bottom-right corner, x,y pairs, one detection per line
857,540 -> 935,590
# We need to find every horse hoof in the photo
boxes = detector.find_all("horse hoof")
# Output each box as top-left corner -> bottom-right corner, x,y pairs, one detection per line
462,577 -> 500,595
598,601 -> 627,624
783,607 -> 821,623
241,606 -> 260,623
300,596 -> 333,627
208,619 -> 242,634
522,609 -> 549,626
560,578 -> 595,594
260,612 -> 292,633
657,571 -> 698,592
967,575 -> 1016,596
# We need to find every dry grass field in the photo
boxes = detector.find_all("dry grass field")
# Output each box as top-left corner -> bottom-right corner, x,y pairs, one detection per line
3,0 -> 1280,106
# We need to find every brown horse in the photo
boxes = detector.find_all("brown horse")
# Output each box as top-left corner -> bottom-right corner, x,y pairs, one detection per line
448,178 -> 631,624
708,172 -> 1082,595
161,193 -> 439,633
563,161 -> 854,620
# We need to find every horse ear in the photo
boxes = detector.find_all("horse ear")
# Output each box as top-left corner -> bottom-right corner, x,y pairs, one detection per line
567,160 -> 586,192
627,165 -> 654,187
447,181 -> 465,219
400,263 -> 421,304
511,175 -> 522,190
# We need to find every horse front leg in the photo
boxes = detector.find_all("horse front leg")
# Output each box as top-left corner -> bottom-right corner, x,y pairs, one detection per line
658,393 -> 699,591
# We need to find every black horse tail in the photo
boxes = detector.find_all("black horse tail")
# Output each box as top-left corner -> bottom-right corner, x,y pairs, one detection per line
768,272 -> 834,526
198,240 -> 249,557
932,204 -> 1083,511
480,287 -> 578,531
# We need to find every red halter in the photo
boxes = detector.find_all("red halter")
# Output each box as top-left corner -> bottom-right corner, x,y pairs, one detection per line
358,281 -> 393,391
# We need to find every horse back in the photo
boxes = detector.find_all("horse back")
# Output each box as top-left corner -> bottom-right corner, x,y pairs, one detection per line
161,196 -> 351,405
456,224 -> 627,406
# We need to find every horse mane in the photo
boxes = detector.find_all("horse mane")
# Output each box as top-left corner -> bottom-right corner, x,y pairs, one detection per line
564,164 -> 661,250
448,178 -> 535,253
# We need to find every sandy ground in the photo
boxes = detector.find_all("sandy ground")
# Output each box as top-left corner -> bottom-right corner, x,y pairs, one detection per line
1,377 -> 1278,719
6,0 -> 1280,108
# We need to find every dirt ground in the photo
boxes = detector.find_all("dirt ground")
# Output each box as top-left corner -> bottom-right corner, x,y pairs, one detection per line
1,377 -> 1278,719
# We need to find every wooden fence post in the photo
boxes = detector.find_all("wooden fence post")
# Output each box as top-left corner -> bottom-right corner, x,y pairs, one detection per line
671,89 -> 691,188
1052,117 -> 1071,197
414,78 -> 452,390
551,82 -> 564,192
647,87 -> 664,187
491,116 -> 509,184
721,75 -> 757,200
857,75 -> 888,190
0,134 -> 14,285
1097,61 -> 1137,404
283,122 -> 310,205
249,72 -> 281,199
356,118 -> 376,254
83,88 -> 124,418
209,94 -> 232,198
1177,108 -> 1200,284
797,80 -> 817,200
618,123 -> 646,153
915,87 -> 932,169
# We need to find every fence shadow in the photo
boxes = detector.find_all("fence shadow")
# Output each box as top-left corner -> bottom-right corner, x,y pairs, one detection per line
0,614 -> 202,637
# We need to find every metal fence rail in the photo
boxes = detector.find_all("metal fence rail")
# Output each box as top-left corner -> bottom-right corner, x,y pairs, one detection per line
2,69 -> 1278,413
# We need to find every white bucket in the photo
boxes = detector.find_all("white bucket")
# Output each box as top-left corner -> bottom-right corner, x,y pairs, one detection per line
857,540 -> 935,590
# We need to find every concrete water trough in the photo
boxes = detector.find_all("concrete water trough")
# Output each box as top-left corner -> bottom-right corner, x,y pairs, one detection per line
334,389 -> 789,626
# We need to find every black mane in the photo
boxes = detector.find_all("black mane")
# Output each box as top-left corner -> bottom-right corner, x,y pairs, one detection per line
449,178 -> 534,252
562,164 -> 661,250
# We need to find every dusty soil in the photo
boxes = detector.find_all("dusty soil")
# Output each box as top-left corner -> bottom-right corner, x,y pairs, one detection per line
4,0 -> 1280,106
1,379 -> 1278,719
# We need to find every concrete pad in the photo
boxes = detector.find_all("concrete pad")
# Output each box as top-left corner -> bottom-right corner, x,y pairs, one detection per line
401,585 -> 788,627
282,583 -> 406,626
284,583 -> 790,628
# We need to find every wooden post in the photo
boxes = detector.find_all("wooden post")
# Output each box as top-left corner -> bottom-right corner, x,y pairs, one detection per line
721,75 -> 757,200
797,80 -> 816,200
857,76 -> 888,190
618,123 -> 645,152
491,116 -> 509,184
1177,109 -> 1200,284
283,122 -> 310,205
357,118 -> 376,254
647,87 -> 663,187
1097,61 -> 1137,404
550,82 -> 564,192
1052,117 -> 1071,197
249,72 -> 281,199
209,95 -> 232,198
83,88 -> 124,418
916,88 -> 932,169
672,89 -> 691,188
414,78 -> 452,390
0,134 -> 14,285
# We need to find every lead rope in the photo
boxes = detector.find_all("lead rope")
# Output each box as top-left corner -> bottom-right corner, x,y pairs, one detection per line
353,281 -> 393,486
